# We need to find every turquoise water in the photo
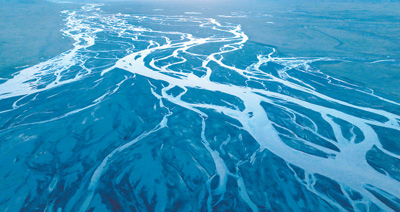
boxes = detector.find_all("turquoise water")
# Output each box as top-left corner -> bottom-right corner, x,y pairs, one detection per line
1,3 -> 400,212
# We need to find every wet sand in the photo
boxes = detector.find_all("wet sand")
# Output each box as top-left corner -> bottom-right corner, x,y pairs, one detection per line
1,0 -> 399,100
0,0 -> 78,77
102,0 -> 400,100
